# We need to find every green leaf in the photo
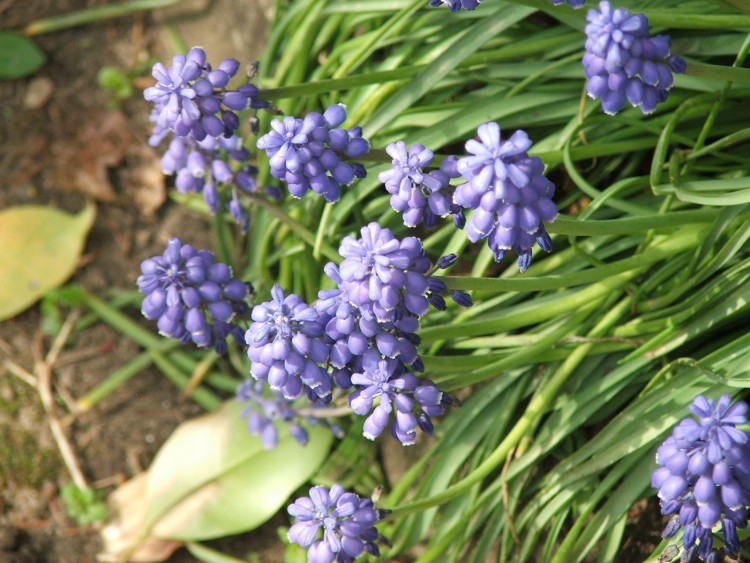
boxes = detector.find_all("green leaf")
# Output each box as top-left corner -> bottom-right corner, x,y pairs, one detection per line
0,203 -> 95,320
0,31 -> 46,79
60,482 -> 107,526
142,400 -> 333,541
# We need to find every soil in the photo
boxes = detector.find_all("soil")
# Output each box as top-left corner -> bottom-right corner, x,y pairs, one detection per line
0,0 -> 282,561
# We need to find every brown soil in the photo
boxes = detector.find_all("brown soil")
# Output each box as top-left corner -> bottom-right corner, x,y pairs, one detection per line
0,0 -> 282,561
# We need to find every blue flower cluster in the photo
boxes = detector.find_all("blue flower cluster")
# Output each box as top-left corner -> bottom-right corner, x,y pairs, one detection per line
246,284 -> 332,401
583,1 -> 685,115
145,46 -> 265,142
236,379 -> 342,450
144,46 -> 271,229
160,134 -> 260,231
136,237 -> 249,354
454,123 -> 557,272
379,141 -> 464,229
256,104 -> 370,202
239,223 -> 465,446
319,223 -> 461,444
428,0 -> 481,11
287,484 -> 387,563
652,395 -> 750,561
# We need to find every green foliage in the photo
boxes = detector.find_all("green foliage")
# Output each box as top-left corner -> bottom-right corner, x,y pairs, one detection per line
86,0 -> 750,560
0,31 -> 45,79
60,483 -> 107,526
251,1 -> 750,561
97,66 -> 134,105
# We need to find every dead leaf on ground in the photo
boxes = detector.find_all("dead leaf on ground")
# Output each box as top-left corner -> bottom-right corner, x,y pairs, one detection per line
47,110 -> 135,202
98,473 -> 183,563
119,142 -> 166,217
4,135 -> 47,185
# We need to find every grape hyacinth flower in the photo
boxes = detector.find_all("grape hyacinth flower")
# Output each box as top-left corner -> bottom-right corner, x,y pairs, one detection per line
237,379 -> 342,450
551,0 -> 585,7
256,104 -> 370,202
160,133 -> 259,231
246,284 -> 332,401
336,222 -> 431,323
583,1 -> 686,115
379,141 -> 464,229
453,123 -> 558,272
349,351 -> 451,445
237,379 -> 310,449
145,46 -> 266,141
288,484 -> 387,563
315,264 -> 423,389
136,237 -> 249,354
428,0 -> 481,10
652,394 -> 750,560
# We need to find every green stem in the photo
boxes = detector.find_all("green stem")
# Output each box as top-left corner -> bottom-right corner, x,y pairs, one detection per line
313,203 -> 334,261
22,0 -> 181,35
80,291 -> 163,349
76,346 -> 171,412
443,227 -> 705,293
686,61 -> 750,84
150,351 -> 222,410
245,193 -> 339,262
392,304 -> 623,520
547,210 -> 717,236
261,67 -> 423,100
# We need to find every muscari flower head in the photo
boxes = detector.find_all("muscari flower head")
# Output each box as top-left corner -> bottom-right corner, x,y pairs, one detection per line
145,46 -> 266,141
336,222 -> 432,324
136,237 -> 249,354
160,133 -> 260,231
257,104 -> 370,203
551,0 -> 585,8
245,284 -> 332,401
583,1 -> 686,115
236,379 -> 342,450
428,0 -> 481,10
453,122 -> 557,272
652,394 -> 750,561
349,351 -> 451,445
378,141 -> 464,229
237,379 -> 310,449
288,484 -> 387,563
315,263 -> 423,391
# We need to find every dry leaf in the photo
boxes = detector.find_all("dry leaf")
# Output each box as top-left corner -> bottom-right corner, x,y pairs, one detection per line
48,110 -> 134,202
119,142 -> 166,217
98,473 -> 183,563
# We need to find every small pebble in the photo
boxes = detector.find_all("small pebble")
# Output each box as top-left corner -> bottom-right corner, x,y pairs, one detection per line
23,76 -> 54,110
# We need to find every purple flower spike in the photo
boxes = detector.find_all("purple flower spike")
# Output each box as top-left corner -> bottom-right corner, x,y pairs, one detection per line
257,104 -> 370,202
237,379 -> 342,449
136,237 -> 249,353
583,2 -> 684,115
245,284 -> 332,401
336,222 -> 431,323
379,141 -> 463,229
453,122 -> 557,271
652,394 -> 750,560
429,0 -> 481,10
287,484 -> 386,563
349,351 -> 450,446
145,46 -> 266,141
162,134 -> 258,231
550,0 -> 585,7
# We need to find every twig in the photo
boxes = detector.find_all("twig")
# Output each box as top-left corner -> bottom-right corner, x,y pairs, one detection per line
31,310 -> 90,492
4,359 -> 38,387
